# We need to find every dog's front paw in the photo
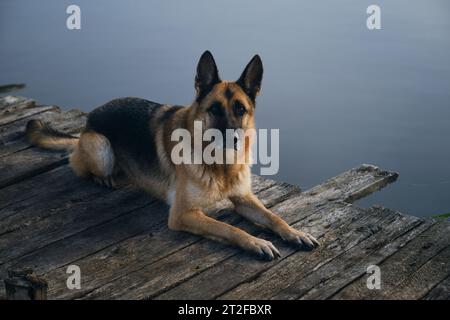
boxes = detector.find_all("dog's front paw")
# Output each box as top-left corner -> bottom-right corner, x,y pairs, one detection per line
245,236 -> 281,261
280,228 -> 319,251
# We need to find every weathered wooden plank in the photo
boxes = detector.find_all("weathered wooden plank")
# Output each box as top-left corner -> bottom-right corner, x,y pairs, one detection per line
331,221 -> 450,299
0,167 -> 106,233
12,198 -> 168,296
250,175 -> 281,194
0,161 -> 165,299
92,203 -> 359,300
0,165 -> 76,216
0,185 -> 159,300
157,206 -> 429,300
218,206 -> 400,299
33,180 -> 291,299
0,147 -> 71,189
423,275 -> 450,300
0,98 -> 85,187
70,165 -> 398,299
271,216 -> 432,300
0,109 -> 86,158
303,164 -> 398,203
384,246 -> 450,299
0,96 -> 33,110
0,185 -> 155,267
0,98 -> 57,126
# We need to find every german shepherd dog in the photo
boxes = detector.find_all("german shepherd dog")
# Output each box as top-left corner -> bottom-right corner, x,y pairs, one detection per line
26,51 -> 318,260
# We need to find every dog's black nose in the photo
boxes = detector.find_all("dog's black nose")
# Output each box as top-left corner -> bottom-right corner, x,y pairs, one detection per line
233,132 -> 240,150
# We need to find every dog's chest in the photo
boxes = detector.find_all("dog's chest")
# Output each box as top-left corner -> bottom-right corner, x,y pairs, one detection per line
168,167 -> 251,207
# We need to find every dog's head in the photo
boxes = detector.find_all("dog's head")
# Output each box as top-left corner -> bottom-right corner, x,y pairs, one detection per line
189,51 -> 263,151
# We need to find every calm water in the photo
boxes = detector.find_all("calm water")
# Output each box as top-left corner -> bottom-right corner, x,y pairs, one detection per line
1,0 -> 450,217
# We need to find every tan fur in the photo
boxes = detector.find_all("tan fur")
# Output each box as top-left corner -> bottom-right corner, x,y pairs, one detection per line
26,119 -> 78,151
69,131 -> 114,178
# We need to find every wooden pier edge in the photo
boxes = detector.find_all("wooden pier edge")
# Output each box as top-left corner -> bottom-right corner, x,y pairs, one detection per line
0,95 -> 449,300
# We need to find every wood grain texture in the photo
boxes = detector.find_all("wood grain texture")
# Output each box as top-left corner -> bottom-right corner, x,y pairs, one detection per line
0,99 -> 86,188
0,108 -> 85,158
0,96 -> 57,126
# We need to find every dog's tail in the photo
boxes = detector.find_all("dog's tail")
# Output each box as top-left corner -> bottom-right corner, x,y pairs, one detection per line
25,119 -> 79,152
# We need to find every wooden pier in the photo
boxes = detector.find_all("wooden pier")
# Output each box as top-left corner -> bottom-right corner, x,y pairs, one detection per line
0,95 -> 449,300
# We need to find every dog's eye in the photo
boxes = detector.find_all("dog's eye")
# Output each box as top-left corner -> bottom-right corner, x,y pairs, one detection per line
234,101 -> 247,117
208,102 -> 223,116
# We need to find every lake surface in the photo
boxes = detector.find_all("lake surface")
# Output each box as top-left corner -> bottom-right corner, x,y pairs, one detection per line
1,0 -> 449,217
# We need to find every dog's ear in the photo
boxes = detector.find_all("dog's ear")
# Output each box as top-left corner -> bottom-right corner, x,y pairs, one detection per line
195,51 -> 220,101
237,54 -> 263,102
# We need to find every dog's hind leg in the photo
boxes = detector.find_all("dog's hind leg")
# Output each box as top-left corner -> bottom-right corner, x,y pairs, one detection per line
69,131 -> 117,187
